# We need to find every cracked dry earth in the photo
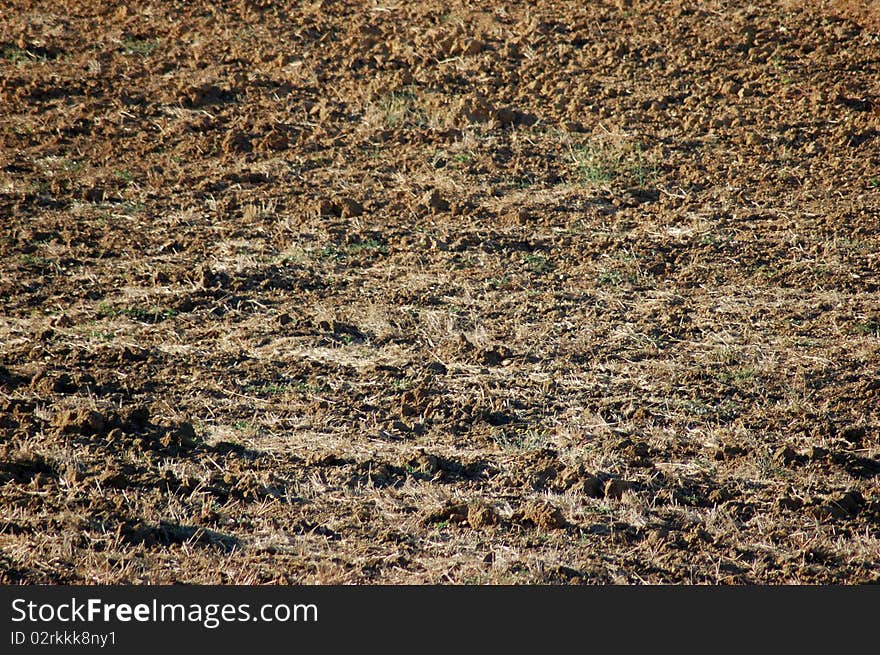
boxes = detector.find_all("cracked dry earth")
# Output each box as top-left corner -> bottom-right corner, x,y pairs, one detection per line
2,0 -> 880,584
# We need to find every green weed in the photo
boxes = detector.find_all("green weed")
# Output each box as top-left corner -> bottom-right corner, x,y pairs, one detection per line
246,383 -> 289,396
121,37 -> 160,57
98,303 -> 178,323
377,87 -> 425,128
853,319 -> 880,337
569,137 -> 656,188
525,254 -> 553,274
493,428 -> 547,452
1,46 -> 50,64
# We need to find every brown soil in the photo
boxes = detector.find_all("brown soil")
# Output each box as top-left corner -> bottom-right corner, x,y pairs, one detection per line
1,0 -> 879,584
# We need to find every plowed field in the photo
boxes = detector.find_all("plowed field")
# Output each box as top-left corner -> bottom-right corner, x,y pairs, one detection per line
2,0 -> 879,583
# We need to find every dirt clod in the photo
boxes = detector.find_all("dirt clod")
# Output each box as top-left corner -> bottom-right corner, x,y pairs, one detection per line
523,502 -> 567,530
422,189 -> 450,213
467,502 -> 498,529
124,406 -> 150,428
773,446 -> 804,466
604,479 -> 636,500
338,197 -> 364,218
222,131 -> 252,154
424,501 -> 469,526
813,491 -> 865,520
